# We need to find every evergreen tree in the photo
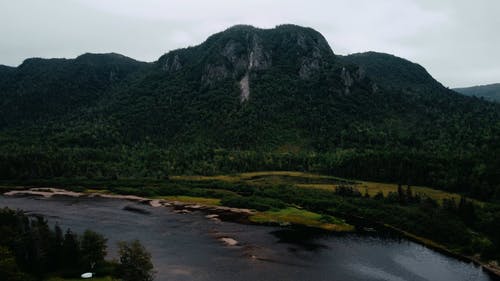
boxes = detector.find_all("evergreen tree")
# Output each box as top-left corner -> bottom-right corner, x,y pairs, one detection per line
48,224 -> 63,270
61,229 -> 80,271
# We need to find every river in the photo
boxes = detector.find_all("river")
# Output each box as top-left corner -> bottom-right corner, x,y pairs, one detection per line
0,195 -> 495,281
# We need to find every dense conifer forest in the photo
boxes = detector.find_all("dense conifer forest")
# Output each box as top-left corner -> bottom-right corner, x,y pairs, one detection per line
1,25 -> 499,271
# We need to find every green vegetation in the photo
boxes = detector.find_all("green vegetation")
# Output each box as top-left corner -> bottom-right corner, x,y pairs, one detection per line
6,171 -> 498,266
173,171 -> 466,204
0,208 -> 153,281
0,25 -> 499,203
153,195 -> 221,206
0,24 -> 499,270
221,195 -> 286,211
0,208 -> 111,279
117,240 -> 155,281
250,207 -> 353,231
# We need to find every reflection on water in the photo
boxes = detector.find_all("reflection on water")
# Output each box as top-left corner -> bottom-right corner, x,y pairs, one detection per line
0,195 -> 494,281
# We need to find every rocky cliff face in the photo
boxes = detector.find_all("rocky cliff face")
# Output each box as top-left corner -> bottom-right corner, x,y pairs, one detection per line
200,33 -> 272,87
157,25 -> 335,102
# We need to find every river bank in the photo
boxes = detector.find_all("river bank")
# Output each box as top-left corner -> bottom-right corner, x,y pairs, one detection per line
4,187 -> 256,223
0,193 -> 495,281
3,187 -> 500,280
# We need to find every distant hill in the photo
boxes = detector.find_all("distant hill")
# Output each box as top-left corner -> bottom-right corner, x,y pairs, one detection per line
0,53 -> 149,128
454,83 -> 500,102
0,24 -> 499,200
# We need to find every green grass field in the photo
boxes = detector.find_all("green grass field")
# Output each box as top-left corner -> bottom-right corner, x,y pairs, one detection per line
168,171 -> 484,230
153,195 -> 221,206
174,171 -> 469,204
250,207 -> 354,231
172,171 -> 347,185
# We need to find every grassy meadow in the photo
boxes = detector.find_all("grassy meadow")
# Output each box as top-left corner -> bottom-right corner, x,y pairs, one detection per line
173,171 -> 467,204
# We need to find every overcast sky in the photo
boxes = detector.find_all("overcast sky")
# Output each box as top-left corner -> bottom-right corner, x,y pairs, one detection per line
0,0 -> 498,87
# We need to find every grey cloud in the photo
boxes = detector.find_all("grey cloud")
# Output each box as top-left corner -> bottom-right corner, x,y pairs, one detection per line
0,0 -> 498,87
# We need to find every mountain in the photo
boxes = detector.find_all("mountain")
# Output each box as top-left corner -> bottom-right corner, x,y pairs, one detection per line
0,24 -> 499,200
0,53 -> 149,128
454,83 -> 500,102
340,52 -> 444,93
99,24 -> 349,148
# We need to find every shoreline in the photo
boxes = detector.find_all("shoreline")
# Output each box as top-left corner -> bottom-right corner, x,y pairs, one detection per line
381,223 -> 500,279
3,187 -> 500,279
3,187 -> 256,221
345,213 -> 500,279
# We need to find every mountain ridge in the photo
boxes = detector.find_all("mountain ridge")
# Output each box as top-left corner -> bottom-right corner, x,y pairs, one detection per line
0,52 -> 149,128
454,83 -> 500,102
0,24 -> 499,201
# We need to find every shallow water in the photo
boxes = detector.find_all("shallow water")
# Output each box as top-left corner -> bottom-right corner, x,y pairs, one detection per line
0,195 -> 495,281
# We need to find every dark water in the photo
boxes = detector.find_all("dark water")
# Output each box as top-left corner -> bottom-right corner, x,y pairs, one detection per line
0,195 -> 495,281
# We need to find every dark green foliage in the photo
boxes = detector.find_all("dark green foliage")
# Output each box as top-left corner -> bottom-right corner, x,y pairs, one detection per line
61,230 -> 80,273
1,26 -> 499,203
0,25 -> 499,200
340,51 -> 442,92
221,182 -> 500,261
221,195 -> 286,211
80,230 -> 107,272
0,208 -> 115,279
334,185 -> 362,197
94,173 -> 496,261
0,247 -> 31,281
0,53 -> 149,129
117,240 -> 155,281
48,224 -> 64,271
373,191 -> 384,200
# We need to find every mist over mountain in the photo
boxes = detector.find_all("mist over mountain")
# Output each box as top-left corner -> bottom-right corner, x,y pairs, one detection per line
454,83 -> 500,102
0,24 -> 499,200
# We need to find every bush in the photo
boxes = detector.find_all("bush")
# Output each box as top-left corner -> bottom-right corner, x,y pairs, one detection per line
116,240 -> 155,281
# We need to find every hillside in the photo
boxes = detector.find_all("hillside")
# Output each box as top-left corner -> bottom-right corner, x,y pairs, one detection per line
454,83 -> 500,102
0,53 -> 149,128
0,24 -> 499,201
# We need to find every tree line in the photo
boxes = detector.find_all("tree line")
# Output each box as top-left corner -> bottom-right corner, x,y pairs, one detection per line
1,145 -> 498,202
0,208 -> 154,281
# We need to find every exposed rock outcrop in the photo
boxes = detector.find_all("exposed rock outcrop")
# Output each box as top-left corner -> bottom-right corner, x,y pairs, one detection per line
341,67 -> 353,94
162,54 -> 182,72
239,73 -> 250,102
157,24 -> 335,100
202,33 -> 272,102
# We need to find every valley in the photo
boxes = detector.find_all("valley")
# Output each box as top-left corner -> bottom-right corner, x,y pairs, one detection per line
1,23 -> 499,280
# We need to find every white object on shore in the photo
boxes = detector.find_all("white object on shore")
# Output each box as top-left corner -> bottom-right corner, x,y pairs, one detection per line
81,272 -> 93,278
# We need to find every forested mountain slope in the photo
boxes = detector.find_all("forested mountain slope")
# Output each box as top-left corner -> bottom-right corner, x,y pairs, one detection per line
0,53 -> 149,128
0,25 -> 499,200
